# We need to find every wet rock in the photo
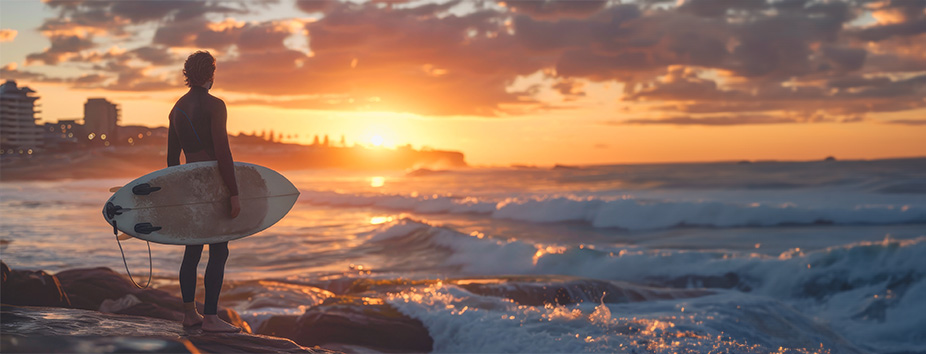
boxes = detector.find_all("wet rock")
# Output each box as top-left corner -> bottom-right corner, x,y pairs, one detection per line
256,314 -> 299,339
48,266 -> 250,332
0,261 -> 71,308
261,296 -> 433,352
0,305 -> 337,354
0,335 -> 198,353
451,275 -> 714,306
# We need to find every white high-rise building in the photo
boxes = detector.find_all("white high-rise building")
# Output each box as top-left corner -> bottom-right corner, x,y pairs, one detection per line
0,80 -> 43,154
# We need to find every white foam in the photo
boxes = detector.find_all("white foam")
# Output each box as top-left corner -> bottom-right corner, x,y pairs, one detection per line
368,220 -> 926,353
387,283 -> 863,353
302,190 -> 926,230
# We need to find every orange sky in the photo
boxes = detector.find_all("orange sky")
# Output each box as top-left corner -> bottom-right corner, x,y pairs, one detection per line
2,0 -> 925,166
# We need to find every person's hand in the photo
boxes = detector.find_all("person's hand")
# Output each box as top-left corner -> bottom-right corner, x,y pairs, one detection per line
229,195 -> 241,219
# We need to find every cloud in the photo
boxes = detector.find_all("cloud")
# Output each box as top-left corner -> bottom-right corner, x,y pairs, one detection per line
627,67 -> 926,120
1,63 -> 46,81
677,0 -> 767,17
502,0 -> 609,20
295,0 -> 337,14
208,0 -> 560,116
552,79 -> 586,98
885,119 -> 926,126
613,114 -> 800,126
0,29 -> 17,42
853,0 -> 926,41
11,0 -> 926,122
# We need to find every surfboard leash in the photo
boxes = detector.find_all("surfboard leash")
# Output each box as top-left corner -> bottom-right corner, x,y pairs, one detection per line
113,220 -> 153,289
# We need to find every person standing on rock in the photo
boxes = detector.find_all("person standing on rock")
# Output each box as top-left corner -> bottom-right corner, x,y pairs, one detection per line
167,50 -> 241,333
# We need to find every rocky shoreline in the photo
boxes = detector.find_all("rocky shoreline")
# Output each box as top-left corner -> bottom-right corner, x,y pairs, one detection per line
0,261 -> 436,353
2,260 -> 748,353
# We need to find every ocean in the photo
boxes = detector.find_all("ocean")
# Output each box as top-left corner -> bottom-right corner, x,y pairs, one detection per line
2,157 -> 924,353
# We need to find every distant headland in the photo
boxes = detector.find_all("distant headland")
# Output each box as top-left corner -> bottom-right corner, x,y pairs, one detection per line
0,126 -> 467,181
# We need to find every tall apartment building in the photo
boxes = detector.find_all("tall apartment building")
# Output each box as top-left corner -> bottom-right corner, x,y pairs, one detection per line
0,80 -> 43,154
84,98 -> 120,141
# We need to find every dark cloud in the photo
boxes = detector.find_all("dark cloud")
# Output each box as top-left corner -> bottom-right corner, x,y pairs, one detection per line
129,46 -> 179,66
856,20 -> 926,41
820,46 -> 867,73
295,0 -> 337,14
26,34 -> 96,64
677,0 -> 766,17
503,0 -> 608,20
237,21 -> 294,52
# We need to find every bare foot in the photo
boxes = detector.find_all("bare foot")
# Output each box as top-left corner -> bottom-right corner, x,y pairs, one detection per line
182,302 -> 203,328
182,309 -> 203,327
202,315 -> 240,333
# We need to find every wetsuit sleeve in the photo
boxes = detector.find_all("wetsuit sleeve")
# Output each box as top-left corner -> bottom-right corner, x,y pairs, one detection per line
210,99 -> 239,196
167,114 -> 181,167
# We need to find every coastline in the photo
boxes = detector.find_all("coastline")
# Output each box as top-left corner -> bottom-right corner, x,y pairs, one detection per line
0,143 -> 467,182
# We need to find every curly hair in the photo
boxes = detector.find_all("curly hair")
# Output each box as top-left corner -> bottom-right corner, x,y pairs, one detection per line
183,51 -> 216,87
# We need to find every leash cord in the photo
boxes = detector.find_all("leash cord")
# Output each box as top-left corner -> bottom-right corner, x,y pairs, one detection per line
113,220 -> 153,289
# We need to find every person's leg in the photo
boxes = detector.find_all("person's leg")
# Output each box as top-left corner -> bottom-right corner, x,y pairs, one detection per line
180,245 -> 204,327
201,242 -> 239,332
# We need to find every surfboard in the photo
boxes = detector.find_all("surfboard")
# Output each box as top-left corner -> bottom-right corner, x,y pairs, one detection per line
102,161 -> 299,245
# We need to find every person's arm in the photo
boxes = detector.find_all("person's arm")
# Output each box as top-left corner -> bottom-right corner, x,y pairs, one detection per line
210,98 -> 239,195
167,113 -> 181,167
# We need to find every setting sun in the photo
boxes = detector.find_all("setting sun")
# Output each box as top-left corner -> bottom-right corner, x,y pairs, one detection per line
370,135 -> 384,147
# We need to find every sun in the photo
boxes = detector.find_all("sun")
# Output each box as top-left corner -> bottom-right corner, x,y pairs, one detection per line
371,135 -> 384,147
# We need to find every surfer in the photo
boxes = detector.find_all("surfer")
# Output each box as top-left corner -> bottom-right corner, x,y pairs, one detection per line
167,50 -> 241,333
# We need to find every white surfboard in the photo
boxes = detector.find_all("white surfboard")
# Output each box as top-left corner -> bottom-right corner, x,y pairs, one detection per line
102,161 -> 299,245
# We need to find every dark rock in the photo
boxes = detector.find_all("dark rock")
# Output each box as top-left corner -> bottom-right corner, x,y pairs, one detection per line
48,266 -> 250,332
267,296 -> 433,352
256,314 -> 299,339
0,261 -> 71,308
0,305 -> 337,354
0,335 -> 198,353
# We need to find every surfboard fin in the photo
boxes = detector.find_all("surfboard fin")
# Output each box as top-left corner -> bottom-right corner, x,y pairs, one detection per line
117,233 -> 133,241
109,186 -> 121,192
132,183 -> 162,196
134,223 -> 162,234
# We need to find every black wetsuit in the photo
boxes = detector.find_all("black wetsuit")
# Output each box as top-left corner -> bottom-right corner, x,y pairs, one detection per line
167,85 -> 238,315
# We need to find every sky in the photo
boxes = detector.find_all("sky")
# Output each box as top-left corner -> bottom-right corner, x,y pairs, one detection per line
1,0 -> 924,166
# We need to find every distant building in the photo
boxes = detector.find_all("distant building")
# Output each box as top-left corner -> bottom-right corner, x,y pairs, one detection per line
0,80 -> 43,154
43,119 -> 83,150
84,98 -> 120,143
